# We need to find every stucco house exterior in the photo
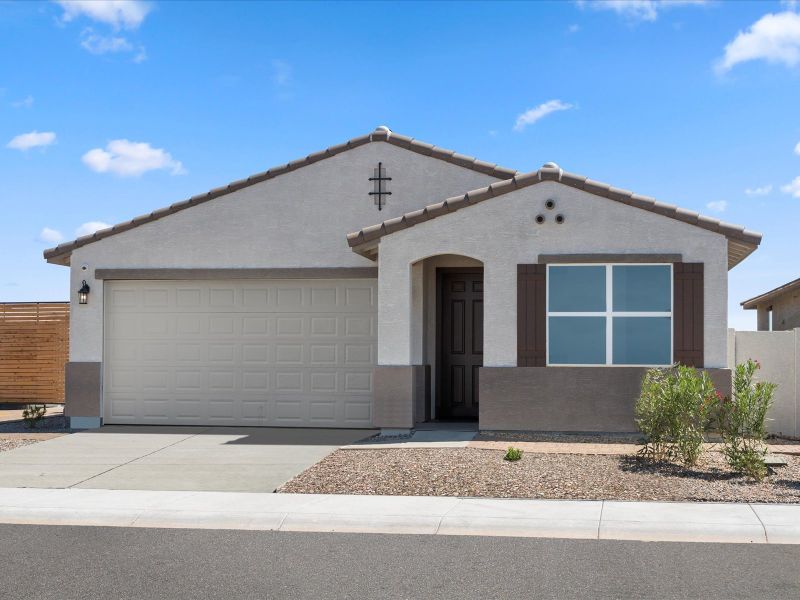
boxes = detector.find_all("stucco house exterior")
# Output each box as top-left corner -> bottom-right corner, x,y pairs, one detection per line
741,277 -> 800,331
45,126 -> 762,432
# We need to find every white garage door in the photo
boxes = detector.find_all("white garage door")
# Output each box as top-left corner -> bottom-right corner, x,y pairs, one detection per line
103,279 -> 376,427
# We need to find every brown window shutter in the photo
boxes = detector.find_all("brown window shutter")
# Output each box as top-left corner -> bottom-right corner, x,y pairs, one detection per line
517,264 -> 546,367
673,263 -> 704,367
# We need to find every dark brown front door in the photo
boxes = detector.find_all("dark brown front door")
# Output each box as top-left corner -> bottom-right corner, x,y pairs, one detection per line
440,270 -> 483,420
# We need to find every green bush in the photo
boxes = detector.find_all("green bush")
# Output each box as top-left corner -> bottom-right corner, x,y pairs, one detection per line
22,404 -> 47,429
717,359 -> 776,481
504,447 -> 523,462
635,365 -> 715,466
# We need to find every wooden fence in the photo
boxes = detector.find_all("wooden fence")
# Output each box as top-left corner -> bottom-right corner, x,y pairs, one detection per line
0,303 -> 69,404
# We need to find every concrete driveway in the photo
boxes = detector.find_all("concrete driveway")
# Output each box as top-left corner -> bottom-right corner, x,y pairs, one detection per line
0,426 -> 373,492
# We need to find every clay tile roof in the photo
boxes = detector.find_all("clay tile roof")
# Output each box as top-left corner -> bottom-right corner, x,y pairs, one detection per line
347,164 -> 763,270
43,127 -> 518,265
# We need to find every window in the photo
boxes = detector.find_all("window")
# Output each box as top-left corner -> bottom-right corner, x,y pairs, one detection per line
547,264 -> 672,366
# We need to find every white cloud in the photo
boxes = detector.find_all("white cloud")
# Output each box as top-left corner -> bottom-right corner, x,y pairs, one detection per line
39,228 -> 64,244
781,176 -> 800,198
78,28 -> 146,61
6,131 -> 57,151
11,95 -> 33,109
75,221 -> 112,237
55,0 -> 152,30
706,200 -> 728,212
271,59 -> 292,86
716,11 -> 800,73
80,29 -> 133,54
82,139 -> 186,177
567,23 -> 580,33
576,0 -> 706,23
514,100 -> 574,132
744,184 -> 773,196
795,141 -> 800,155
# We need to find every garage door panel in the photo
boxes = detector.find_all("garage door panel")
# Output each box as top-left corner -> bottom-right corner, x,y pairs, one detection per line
104,279 -> 376,427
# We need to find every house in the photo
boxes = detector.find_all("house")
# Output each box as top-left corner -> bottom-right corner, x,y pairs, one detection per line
741,277 -> 800,331
44,126 -> 762,432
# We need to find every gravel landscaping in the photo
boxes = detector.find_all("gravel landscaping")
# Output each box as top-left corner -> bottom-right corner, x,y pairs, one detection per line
278,447 -> 800,504
0,438 -> 41,453
0,415 -> 69,434
0,414 -> 69,453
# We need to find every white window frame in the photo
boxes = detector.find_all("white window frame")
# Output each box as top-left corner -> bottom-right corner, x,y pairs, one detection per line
545,263 -> 673,367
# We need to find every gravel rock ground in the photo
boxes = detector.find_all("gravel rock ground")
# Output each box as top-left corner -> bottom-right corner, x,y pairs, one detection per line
0,415 -> 69,434
278,448 -> 800,503
0,438 -> 40,453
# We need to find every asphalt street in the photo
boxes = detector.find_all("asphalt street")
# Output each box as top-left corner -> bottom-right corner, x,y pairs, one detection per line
2,524 -> 798,599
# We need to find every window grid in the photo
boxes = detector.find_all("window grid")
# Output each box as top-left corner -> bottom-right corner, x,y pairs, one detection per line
545,263 -> 673,367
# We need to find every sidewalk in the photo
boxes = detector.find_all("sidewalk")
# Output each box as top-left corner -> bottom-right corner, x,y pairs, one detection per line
0,487 -> 798,544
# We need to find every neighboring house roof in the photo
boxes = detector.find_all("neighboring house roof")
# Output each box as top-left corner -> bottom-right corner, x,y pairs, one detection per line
741,277 -> 800,309
43,126 -> 518,265
347,162 -> 763,269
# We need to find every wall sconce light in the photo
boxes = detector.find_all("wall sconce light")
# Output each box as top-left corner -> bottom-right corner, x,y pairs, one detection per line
78,280 -> 90,305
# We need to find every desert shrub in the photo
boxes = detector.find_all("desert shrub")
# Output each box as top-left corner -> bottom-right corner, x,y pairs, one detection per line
504,447 -> 523,462
22,404 -> 47,429
635,365 -> 715,466
717,359 -> 776,480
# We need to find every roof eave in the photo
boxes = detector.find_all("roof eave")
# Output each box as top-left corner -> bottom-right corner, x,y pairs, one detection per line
741,276 -> 800,309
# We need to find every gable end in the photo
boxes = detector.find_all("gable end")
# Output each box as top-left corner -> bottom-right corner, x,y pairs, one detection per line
44,127 -> 518,265
347,164 -> 762,269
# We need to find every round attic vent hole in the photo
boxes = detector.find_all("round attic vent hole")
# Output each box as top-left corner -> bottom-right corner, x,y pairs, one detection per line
555,214 -> 565,224
535,214 -> 545,224
545,199 -> 555,210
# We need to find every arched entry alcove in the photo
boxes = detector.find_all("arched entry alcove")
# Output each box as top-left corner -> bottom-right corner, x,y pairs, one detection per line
410,253 -> 484,422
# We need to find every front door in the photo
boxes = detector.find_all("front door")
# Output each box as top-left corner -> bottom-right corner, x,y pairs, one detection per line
439,270 -> 483,420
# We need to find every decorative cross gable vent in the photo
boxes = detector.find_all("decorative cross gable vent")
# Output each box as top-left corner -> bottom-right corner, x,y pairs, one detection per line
369,161 -> 392,211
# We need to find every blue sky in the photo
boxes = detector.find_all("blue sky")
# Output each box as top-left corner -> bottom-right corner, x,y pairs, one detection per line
1,0 -> 799,329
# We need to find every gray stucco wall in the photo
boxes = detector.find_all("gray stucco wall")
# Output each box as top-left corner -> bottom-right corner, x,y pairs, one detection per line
377,181 -> 729,369
728,328 -> 799,437
769,292 -> 800,332
64,362 -> 102,418
479,366 -> 732,432
67,142 -> 499,363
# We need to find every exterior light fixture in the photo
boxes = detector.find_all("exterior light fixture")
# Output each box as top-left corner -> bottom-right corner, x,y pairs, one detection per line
78,280 -> 90,305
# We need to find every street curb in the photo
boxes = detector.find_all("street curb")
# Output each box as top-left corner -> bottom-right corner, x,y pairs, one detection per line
0,488 -> 798,544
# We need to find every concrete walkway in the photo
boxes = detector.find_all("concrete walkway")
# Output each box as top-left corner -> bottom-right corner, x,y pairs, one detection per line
0,487 -> 797,544
344,430 -> 800,456
0,426 -> 373,492
343,429 -> 477,449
